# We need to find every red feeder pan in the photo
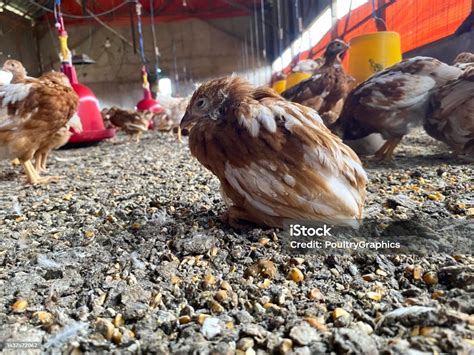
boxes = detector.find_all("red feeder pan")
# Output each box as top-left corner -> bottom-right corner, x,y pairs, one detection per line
62,63 -> 116,144
136,88 -> 164,130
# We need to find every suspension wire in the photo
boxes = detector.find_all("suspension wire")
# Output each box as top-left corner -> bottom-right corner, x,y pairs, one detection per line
294,0 -> 300,60
149,0 -> 161,81
259,0 -> 267,60
244,33 -> 249,73
295,0 -> 303,33
259,0 -> 268,83
249,12 -> 256,79
29,0 -> 136,20
342,0 -> 354,39
172,41 -> 180,95
370,0 -> 387,30
295,0 -> 305,59
253,1 -> 260,69
253,2 -> 263,84
276,0 -> 283,69
135,1 -> 147,65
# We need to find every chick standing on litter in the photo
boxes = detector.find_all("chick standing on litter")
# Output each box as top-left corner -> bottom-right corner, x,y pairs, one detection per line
331,56 -> 462,160
107,107 -> 150,143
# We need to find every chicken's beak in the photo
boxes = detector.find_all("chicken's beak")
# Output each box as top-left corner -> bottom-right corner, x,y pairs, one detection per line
180,111 -> 195,131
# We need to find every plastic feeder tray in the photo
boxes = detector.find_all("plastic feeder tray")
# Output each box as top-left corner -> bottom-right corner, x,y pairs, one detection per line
67,83 -> 116,143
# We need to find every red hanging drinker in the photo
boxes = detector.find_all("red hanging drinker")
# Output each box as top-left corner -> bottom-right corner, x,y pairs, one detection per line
55,1 -> 115,144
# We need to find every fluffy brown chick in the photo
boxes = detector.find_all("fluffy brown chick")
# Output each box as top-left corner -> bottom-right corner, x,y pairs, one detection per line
331,56 -> 463,160
282,39 -> 355,126
108,107 -> 149,142
424,67 -> 474,157
181,76 -> 367,229
0,68 -> 79,184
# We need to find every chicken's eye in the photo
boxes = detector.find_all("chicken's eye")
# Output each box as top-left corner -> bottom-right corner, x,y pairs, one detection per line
195,98 -> 208,109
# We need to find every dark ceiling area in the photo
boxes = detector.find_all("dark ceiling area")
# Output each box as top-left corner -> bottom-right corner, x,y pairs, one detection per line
4,0 -> 329,62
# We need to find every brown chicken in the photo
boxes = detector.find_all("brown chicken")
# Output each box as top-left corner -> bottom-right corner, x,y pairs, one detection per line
34,113 -> 82,172
282,39 -> 354,126
180,76 -> 367,229
424,67 -> 474,157
331,56 -> 463,160
107,107 -> 150,142
0,69 -> 79,184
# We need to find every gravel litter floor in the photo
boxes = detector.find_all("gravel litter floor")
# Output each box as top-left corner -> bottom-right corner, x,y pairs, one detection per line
0,130 -> 473,354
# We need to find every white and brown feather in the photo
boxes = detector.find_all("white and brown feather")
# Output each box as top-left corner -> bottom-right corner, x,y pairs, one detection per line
282,40 -> 354,126
424,67 -> 474,155
181,76 -> 367,229
0,71 -> 79,163
331,56 -> 463,159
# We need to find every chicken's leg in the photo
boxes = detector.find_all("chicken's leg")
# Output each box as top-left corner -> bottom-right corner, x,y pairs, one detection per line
11,158 -> 20,166
35,152 -> 50,172
136,131 -> 142,143
40,151 -> 50,171
384,138 -> 402,160
373,138 -> 401,161
176,126 -> 182,143
22,160 -> 61,185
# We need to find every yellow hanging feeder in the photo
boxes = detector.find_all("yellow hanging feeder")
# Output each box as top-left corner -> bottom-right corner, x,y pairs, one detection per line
286,72 -> 311,90
348,31 -> 402,84
272,79 -> 287,94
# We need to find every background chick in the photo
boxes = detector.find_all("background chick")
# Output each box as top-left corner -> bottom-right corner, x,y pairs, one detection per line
282,39 -> 354,126
181,76 -> 367,229
100,107 -> 115,129
424,66 -> 474,157
108,107 -> 150,142
331,56 -> 462,160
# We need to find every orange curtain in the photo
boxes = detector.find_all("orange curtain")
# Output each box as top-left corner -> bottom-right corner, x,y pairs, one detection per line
283,0 -> 472,74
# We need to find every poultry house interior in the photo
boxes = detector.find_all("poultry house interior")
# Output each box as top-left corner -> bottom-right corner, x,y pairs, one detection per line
0,0 -> 473,353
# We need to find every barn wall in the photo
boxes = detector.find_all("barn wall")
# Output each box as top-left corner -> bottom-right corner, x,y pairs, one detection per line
36,17 -> 265,109
0,12 -> 40,76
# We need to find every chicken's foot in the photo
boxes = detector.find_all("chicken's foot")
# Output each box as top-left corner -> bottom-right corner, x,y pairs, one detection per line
22,160 -> 61,185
